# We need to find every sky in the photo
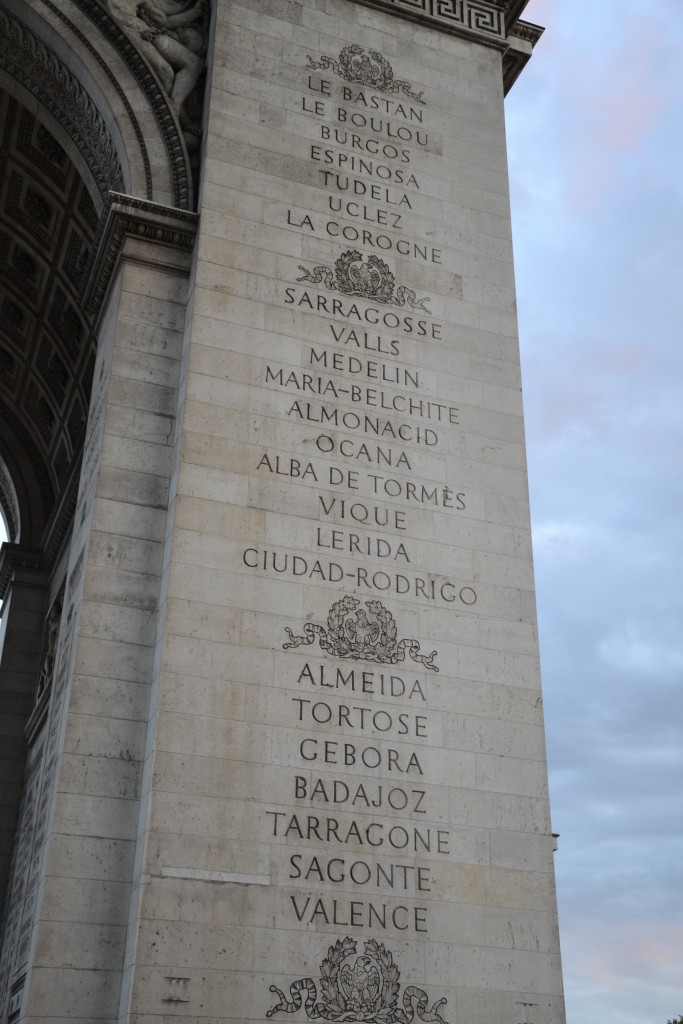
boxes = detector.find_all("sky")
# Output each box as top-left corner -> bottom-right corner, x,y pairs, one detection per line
1,3 -> 681,1021
506,1 -> 683,1022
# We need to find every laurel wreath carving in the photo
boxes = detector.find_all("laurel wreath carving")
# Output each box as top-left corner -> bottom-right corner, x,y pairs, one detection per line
306,45 -> 425,104
0,8 -> 124,197
297,251 -> 431,313
284,596 -> 439,672
267,937 -> 447,1022
320,937 -> 357,1014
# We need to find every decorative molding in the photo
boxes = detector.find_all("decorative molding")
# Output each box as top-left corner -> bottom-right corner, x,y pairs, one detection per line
510,17 -> 543,43
502,19 -> 543,93
0,8 -> 124,198
350,0 -> 508,47
0,464 -> 19,542
40,0 -> 153,201
71,0 -> 198,208
0,543 -> 47,601
305,46 -> 424,103
346,0 -> 543,92
284,597 -> 439,672
81,191 -> 198,317
503,0 -> 530,30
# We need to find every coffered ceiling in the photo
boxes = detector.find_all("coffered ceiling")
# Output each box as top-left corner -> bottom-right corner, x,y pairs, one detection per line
0,86 -> 98,540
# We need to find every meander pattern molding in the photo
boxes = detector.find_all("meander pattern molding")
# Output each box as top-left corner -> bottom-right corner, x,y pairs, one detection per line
353,0 -> 505,43
296,249 -> 432,313
0,9 -> 124,196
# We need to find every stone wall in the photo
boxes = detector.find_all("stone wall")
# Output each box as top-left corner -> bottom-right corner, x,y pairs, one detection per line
0,1 -> 564,1021
117,1 -> 566,1021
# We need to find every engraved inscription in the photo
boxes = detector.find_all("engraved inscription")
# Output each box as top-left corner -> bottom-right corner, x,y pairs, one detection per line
231,36 -> 490,1004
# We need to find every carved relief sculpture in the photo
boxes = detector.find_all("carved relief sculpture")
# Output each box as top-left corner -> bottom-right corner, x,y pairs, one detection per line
267,938 -> 448,1023
135,1 -> 206,115
306,46 -> 425,103
297,251 -> 432,313
35,599 -> 61,703
135,0 -> 208,147
102,0 -> 208,164
284,597 -> 439,671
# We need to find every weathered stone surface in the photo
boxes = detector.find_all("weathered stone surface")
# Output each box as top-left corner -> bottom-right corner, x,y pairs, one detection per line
119,2 -> 563,1022
0,1 -> 562,1021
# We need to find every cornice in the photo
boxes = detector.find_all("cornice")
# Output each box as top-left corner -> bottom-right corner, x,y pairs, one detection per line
352,0 -> 508,48
503,0 -> 530,31
0,543 -> 48,601
81,191 -> 198,319
503,18 -> 543,92
510,18 -> 544,44
348,0 -> 542,91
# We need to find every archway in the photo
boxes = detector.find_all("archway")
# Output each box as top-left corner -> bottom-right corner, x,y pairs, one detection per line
0,3 -> 205,1018
0,82 -> 102,912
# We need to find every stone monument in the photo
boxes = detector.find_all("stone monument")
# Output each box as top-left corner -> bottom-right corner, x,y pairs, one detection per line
0,0 -> 565,1020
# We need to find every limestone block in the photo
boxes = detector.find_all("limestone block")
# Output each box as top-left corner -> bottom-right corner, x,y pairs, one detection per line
81,2 -> 567,1021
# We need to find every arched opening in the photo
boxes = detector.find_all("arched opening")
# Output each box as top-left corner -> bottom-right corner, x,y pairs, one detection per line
0,82 -> 101,923
0,2 -> 203,1015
